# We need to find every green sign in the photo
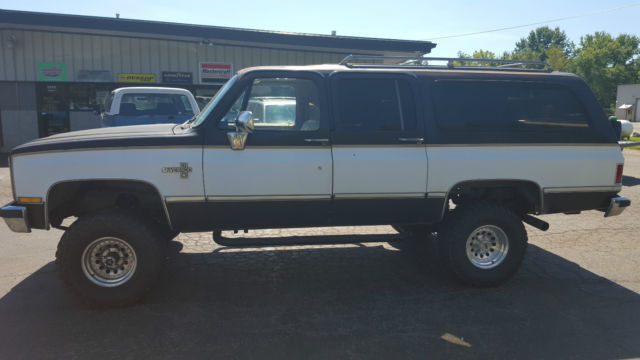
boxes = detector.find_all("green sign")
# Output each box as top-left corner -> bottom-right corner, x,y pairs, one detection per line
37,62 -> 67,81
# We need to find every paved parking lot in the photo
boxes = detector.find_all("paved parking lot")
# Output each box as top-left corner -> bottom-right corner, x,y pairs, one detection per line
0,150 -> 639,359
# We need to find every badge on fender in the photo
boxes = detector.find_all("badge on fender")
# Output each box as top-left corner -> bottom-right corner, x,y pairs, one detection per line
162,162 -> 193,179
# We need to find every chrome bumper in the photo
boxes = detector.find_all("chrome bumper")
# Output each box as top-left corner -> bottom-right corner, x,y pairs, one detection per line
0,202 -> 31,233
604,196 -> 631,218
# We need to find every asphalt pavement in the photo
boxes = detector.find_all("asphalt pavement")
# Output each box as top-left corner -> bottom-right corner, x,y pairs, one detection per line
0,151 -> 639,359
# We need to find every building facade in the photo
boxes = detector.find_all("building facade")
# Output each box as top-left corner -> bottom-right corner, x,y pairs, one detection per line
0,10 -> 435,152
615,84 -> 640,122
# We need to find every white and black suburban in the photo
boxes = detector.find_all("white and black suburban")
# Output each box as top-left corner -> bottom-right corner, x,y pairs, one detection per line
1,56 -> 631,306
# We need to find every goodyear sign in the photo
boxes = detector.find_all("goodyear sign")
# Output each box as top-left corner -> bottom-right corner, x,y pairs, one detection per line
162,71 -> 193,84
117,73 -> 156,83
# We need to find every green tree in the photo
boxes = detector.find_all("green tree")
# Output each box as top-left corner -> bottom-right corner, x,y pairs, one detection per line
564,32 -> 640,110
514,26 -> 574,58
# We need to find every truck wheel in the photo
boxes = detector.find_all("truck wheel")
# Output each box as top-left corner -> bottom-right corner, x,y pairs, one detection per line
56,210 -> 165,307
439,202 -> 527,286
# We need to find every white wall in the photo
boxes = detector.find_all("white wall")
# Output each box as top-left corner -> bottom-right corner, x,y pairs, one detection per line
615,84 -> 640,121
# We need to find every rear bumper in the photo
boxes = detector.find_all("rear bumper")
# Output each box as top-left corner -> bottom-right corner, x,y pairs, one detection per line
604,196 -> 631,217
0,202 -> 31,233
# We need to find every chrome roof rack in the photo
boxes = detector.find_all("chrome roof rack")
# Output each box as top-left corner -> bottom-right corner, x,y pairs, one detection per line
339,55 -> 553,72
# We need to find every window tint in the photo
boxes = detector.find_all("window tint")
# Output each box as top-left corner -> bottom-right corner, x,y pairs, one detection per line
120,93 -> 194,116
335,78 -> 416,132
433,81 -> 590,131
219,78 -> 321,131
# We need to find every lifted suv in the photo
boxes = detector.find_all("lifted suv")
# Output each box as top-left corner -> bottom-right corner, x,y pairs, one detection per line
1,56 -> 630,306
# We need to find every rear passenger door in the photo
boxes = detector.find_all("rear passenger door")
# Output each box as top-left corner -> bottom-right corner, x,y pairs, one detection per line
329,73 -> 429,225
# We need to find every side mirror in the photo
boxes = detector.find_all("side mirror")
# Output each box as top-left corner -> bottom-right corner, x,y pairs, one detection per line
227,111 -> 254,150
236,111 -> 254,133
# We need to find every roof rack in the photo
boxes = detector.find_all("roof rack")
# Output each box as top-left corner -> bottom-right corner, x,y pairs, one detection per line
339,55 -> 553,72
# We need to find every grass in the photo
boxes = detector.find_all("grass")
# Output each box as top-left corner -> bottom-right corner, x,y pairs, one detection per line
628,136 -> 640,150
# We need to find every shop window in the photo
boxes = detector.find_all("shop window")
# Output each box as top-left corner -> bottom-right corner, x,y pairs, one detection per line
68,84 -> 112,111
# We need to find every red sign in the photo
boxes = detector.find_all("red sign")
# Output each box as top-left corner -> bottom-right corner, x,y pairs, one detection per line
200,63 -> 232,83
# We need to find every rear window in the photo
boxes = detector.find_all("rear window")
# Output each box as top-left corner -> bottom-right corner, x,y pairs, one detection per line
432,81 -> 591,133
119,93 -> 194,116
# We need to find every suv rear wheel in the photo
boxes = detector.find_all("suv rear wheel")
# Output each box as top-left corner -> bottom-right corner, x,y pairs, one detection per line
439,202 -> 527,286
56,210 -> 165,307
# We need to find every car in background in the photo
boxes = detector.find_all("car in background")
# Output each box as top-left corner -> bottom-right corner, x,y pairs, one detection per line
101,87 -> 200,127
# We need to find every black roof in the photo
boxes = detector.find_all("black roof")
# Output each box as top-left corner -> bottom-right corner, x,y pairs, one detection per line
0,9 -> 436,54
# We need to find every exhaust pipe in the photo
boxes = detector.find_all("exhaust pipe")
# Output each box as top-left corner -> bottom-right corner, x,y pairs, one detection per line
522,215 -> 549,231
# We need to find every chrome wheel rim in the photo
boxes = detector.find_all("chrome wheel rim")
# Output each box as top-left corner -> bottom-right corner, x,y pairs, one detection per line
81,237 -> 137,287
465,225 -> 509,269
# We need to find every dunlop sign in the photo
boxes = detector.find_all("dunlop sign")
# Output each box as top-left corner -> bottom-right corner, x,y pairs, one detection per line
118,73 -> 156,83
200,63 -> 232,83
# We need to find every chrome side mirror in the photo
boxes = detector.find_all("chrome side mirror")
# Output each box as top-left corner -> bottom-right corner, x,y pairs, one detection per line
227,111 -> 254,150
236,111 -> 254,133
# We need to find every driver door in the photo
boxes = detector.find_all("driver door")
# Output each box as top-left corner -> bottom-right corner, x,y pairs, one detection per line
202,71 -> 332,229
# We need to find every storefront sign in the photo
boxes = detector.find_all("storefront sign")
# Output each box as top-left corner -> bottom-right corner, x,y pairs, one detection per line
77,70 -> 111,82
199,63 -> 232,84
162,71 -> 193,84
37,62 -> 67,81
117,73 -> 156,83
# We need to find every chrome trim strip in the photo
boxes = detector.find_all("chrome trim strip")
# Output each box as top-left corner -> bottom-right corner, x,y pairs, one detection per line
427,192 -> 447,198
543,186 -> 621,194
165,196 -> 207,202
207,195 -> 331,201
9,155 -> 17,201
333,193 -> 425,199
426,143 -> 619,147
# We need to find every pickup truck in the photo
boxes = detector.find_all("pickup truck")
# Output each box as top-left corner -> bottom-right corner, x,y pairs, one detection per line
101,87 -> 200,127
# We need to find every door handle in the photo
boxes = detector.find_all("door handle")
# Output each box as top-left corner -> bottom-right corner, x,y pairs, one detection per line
304,138 -> 330,144
398,137 -> 424,144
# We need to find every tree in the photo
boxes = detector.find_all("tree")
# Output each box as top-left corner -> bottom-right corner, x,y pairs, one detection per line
564,32 -> 640,110
456,50 -> 502,66
514,26 -> 574,58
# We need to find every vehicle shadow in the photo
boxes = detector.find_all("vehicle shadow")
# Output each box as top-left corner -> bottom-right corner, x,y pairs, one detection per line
0,238 -> 638,360
623,175 -> 640,187
0,153 -> 8,168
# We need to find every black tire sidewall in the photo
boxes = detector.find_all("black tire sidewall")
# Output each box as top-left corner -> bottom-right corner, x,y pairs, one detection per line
444,204 -> 527,286
57,211 -> 163,306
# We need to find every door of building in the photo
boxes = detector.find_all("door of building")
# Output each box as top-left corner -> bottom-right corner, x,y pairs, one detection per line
37,84 -> 69,137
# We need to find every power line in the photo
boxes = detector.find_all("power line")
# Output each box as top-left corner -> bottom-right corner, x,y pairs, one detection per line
424,2 -> 640,41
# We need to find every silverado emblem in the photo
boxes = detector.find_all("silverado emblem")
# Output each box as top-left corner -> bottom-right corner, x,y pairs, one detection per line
162,162 -> 193,179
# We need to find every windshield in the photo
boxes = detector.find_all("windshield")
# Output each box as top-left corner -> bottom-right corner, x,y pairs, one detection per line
191,75 -> 238,127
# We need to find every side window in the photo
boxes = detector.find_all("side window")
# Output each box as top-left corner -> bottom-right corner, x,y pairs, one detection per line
433,81 -> 591,131
219,77 -> 321,131
334,78 -> 416,132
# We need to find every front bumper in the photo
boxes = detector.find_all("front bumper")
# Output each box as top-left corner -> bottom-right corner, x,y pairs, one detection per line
0,202 -> 31,233
604,196 -> 631,217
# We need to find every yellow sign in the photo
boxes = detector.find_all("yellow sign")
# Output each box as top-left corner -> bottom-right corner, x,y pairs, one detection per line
117,73 -> 156,83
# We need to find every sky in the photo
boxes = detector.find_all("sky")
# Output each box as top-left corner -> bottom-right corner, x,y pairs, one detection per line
2,0 -> 640,57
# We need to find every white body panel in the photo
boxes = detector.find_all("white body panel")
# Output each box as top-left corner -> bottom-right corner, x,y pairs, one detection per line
12,148 -> 204,199
426,145 -> 624,193
203,148 -> 332,197
332,146 -> 428,195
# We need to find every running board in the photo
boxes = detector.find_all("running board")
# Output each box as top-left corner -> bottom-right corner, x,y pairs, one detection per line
212,231 -> 409,247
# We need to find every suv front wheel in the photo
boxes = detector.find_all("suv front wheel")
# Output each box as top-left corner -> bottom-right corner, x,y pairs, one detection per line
439,202 -> 528,286
56,210 -> 165,307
